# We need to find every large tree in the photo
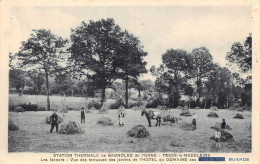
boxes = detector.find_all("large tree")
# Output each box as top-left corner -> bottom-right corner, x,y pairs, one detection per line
17,29 -> 67,110
117,31 -> 147,108
190,47 -> 214,99
69,18 -> 124,106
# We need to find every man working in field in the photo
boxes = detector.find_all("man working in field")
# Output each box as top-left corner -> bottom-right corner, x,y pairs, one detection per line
81,107 -> 85,123
50,110 -> 59,133
221,119 -> 226,129
192,113 -> 197,128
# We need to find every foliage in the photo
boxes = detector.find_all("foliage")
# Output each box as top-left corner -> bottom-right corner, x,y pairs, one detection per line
87,100 -> 102,110
110,98 -> 125,109
20,103 -> 38,111
14,107 -> 25,112
128,100 -> 144,108
145,98 -> 165,108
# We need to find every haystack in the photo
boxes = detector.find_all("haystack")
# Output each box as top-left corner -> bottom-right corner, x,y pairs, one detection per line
8,119 -> 19,131
127,124 -> 150,138
179,122 -> 196,131
208,112 -> 219,118
180,111 -> 192,116
210,106 -> 218,111
59,122 -> 83,134
90,107 -> 97,110
194,106 -> 200,109
176,106 -> 183,109
14,107 -> 25,113
97,117 -> 113,126
58,107 -> 68,113
45,116 -> 63,124
237,108 -> 244,112
211,122 -> 232,130
233,113 -> 244,119
210,129 -> 233,142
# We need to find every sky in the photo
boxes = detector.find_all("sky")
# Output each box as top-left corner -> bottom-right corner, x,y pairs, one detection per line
7,6 -> 252,80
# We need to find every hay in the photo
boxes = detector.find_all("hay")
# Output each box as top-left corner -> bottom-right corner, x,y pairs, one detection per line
98,107 -> 109,114
14,107 -> 25,112
58,107 -> 68,113
8,119 -> 19,131
90,107 -> 97,110
97,117 -> 113,126
179,122 -> 196,131
180,111 -> 192,116
59,122 -> 83,134
210,129 -> 233,142
233,113 -> 244,119
194,106 -> 200,109
211,122 -> 232,130
45,116 -> 63,124
207,112 -> 219,118
127,124 -> 150,138
176,106 -> 183,109
210,106 -> 219,111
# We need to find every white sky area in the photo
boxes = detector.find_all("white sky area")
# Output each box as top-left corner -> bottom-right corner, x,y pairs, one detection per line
7,6 -> 251,81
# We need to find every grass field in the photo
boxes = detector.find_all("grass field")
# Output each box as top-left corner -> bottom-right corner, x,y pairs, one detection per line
8,94 -> 251,153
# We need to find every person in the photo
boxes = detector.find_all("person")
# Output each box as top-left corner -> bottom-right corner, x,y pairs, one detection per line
81,108 -> 85,124
221,119 -> 226,129
50,110 -> 59,133
118,112 -> 125,127
192,113 -> 197,128
215,128 -> 221,148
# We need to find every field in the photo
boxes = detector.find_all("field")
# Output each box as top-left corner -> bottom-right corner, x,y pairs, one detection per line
8,95 -> 251,153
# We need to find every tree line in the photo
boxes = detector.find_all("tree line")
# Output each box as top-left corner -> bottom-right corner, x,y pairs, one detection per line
9,18 -> 252,110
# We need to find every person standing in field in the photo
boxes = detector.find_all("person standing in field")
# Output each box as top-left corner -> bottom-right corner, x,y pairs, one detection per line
192,113 -> 197,128
81,107 -> 85,124
215,128 -> 221,148
50,110 -> 59,133
118,112 -> 125,127
221,119 -> 226,129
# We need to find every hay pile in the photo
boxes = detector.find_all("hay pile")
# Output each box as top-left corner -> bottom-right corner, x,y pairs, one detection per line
233,113 -> 244,119
98,107 -> 109,114
208,112 -> 219,118
237,108 -> 244,112
180,111 -> 192,116
194,106 -> 200,109
179,122 -> 196,131
8,119 -> 19,131
58,107 -> 68,113
211,122 -> 232,130
14,107 -> 25,112
59,122 -> 83,134
127,124 -> 150,138
210,106 -> 219,111
97,117 -> 113,126
210,129 -> 233,142
90,107 -> 97,110
45,116 -> 63,124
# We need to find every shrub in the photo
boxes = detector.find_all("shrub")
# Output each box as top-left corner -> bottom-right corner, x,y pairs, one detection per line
20,103 -> 38,111
145,98 -> 164,108
97,117 -> 113,126
14,107 -> 25,112
9,104 -> 16,111
37,106 -> 46,111
88,100 -> 102,110
59,122 -> 83,134
207,112 -> 219,118
110,98 -> 124,109
127,124 -> 150,138
8,119 -> 19,131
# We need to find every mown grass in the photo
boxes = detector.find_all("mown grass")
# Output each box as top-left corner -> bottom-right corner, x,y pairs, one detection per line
8,95 -> 251,153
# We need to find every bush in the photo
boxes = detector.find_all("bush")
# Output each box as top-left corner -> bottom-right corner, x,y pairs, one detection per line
37,106 -> 46,111
14,107 -> 25,113
210,106 -> 218,111
59,122 -> 83,134
97,117 -> 113,126
127,124 -> 150,138
8,119 -> 19,131
20,103 -> 38,111
110,98 -> 124,109
233,113 -> 244,119
208,112 -> 219,118
88,100 -> 102,110
145,98 -> 163,108
9,104 -> 16,111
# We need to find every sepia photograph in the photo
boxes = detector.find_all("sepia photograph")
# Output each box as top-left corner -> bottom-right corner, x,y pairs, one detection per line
1,1 -> 259,163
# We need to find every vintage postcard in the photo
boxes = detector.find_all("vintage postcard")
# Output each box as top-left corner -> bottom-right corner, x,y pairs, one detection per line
0,0 -> 259,163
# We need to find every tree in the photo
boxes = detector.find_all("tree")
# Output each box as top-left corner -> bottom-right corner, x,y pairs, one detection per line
69,18 -> 124,106
226,33 -> 252,73
190,47 -> 214,99
150,65 -> 165,101
17,29 -> 67,110
117,31 -> 147,108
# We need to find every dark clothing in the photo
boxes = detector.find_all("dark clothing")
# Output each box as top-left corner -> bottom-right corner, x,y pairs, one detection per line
192,119 -> 196,127
50,113 -> 58,123
81,111 -> 85,118
50,113 -> 59,133
221,121 -> 226,129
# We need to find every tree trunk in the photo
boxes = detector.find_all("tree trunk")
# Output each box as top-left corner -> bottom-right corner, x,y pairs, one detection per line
45,71 -> 50,111
227,97 -> 229,109
125,76 -> 129,108
204,101 -> 206,109
100,87 -> 106,107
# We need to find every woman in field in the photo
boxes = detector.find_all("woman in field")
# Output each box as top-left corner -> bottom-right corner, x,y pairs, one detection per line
215,128 -> 221,148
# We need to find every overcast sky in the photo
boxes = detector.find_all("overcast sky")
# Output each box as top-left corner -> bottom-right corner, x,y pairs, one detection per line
8,6 -> 251,80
